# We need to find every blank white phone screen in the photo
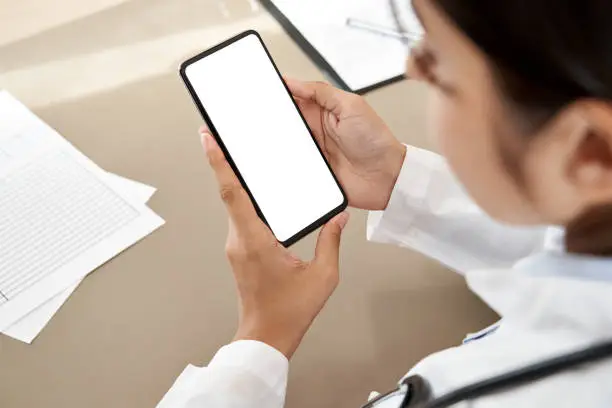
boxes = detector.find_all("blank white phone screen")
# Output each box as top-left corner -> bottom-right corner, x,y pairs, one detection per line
184,33 -> 345,242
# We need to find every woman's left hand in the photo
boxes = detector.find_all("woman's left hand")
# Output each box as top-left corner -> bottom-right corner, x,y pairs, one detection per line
201,129 -> 350,360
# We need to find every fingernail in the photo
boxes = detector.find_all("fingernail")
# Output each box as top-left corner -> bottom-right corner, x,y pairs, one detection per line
201,132 -> 211,152
336,212 -> 349,230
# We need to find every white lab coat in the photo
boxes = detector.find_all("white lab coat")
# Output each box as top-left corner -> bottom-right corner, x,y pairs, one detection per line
157,146 -> 612,408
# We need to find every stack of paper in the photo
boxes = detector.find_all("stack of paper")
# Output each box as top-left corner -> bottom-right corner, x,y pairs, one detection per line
0,91 -> 165,343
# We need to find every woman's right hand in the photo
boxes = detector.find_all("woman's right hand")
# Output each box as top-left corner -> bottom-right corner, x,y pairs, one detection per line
286,78 -> 406,211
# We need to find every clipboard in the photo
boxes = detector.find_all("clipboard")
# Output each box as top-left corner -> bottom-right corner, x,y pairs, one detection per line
259,0 -> 406,95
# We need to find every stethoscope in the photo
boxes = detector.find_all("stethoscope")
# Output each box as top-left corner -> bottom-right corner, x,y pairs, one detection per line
361,340 -> 612,408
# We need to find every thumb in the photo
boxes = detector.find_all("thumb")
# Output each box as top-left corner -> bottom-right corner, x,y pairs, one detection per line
314,212 -> 350,267
285,79 -> 345,116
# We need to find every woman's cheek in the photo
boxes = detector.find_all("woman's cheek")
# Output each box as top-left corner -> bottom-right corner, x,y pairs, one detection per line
427,93 -> 506,215
423,78 -> 542,224
427,91 -> 467,163
426,88 -> 446,150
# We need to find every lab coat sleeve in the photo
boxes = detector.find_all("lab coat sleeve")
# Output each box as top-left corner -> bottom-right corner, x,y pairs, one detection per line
157,340 -> 289,408
367,145 -> 550,274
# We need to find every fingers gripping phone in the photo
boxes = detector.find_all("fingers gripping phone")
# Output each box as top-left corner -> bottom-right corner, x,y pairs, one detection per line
180,30 -> 347,247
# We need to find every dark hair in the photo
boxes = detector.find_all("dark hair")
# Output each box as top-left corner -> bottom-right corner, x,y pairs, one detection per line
433,0 -> 612,256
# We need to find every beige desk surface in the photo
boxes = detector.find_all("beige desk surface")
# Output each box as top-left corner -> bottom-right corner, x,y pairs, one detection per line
0,1 -> 497,407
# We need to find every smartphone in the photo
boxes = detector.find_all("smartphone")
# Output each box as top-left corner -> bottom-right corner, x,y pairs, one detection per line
180,30 -> 347,246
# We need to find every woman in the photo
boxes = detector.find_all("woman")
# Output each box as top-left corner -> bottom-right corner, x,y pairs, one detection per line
159,0 -> 612,406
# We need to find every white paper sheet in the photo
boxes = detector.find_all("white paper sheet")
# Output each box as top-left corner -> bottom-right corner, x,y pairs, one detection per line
104,173 -> 158,203
0,91 -> 165,334
269,0 -> 422,91
1,282 -> 77,343
2,173 -> 157,343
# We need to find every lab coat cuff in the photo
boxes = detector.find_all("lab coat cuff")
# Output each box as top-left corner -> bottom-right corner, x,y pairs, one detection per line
368,145 -> 439,243
210,340 -> 289,394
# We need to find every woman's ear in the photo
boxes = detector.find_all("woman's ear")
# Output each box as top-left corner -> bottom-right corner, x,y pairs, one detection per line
567,101 -> 612,204
522,100 -> 612,225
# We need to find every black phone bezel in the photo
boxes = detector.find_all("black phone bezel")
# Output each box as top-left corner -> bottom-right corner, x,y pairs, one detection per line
179,30 -> 348,247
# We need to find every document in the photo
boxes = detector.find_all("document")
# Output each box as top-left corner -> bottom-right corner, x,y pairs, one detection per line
2,282 -> 77,343
2,173 -> 158,343
268,0 -> 422,91
0,91 -> 165,337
